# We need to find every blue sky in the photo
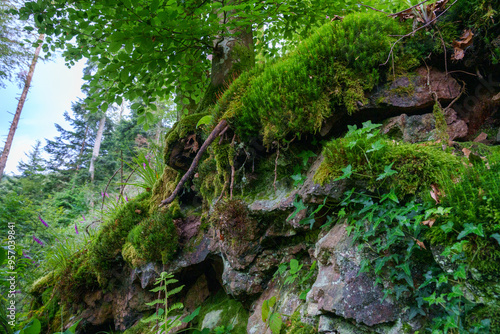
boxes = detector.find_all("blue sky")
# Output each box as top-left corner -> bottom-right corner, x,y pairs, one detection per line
0,55 -> 86,175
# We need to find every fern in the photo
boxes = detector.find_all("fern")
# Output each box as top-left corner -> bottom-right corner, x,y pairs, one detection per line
141,272 -> 184,333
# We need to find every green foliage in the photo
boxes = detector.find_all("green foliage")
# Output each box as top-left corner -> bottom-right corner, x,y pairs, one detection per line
326,137 -> 498,333
127,211 -> 178,263
126,145 -> 165,191
141,272 -> 186,333
213,12 -> 405,146
315,121 -> 462,196
192,290 -> 247,334
427,150 -> 500,275
89,192 -> 150,284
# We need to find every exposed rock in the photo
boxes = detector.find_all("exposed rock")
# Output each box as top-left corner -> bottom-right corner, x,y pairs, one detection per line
307,223 -> 401,327
247,281 -> 303,334
222,263 -> 265,297
382,108 -> 468,143
184,274 -> 210,311
174,215 -> 202,246
365,66 -> 461,112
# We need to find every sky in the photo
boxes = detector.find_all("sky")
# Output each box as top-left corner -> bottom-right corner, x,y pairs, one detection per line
0,55 -> 86,175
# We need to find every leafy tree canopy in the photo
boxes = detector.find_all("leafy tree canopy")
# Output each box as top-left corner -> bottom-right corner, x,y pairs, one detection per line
17,0 -> 411,122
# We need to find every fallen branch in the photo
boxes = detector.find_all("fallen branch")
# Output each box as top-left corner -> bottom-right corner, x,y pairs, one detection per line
160,119 -> 228,206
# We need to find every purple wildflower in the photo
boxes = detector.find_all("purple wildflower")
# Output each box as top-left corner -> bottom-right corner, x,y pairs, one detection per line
39,215 -> 49,227
75,223 -> 79,235
105,192 -> 109,198
33,235 -> 44,246
125,196 -> 129,202
207,54 -> 213,61
143,162 -> 147,169
22,251 -> 32,259
82,214 -> 86,221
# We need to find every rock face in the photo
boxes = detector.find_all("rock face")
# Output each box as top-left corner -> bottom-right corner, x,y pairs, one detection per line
365,66 -> 462,112
307,224 -> 400,327
382,108 -> 468,142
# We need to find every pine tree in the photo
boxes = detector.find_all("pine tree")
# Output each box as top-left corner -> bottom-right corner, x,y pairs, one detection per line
17,139 -> 45,177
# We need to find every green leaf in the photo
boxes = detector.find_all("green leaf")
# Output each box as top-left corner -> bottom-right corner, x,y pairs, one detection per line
376,162 -> 398,181
196,115 -> 213,128
440,221 -> 454,233
490,233 -> 500,245
268,312 -> 282,334
290,259 -> 299,273
333,164 -> 354,181
109,41 -> 122,53
297,150 -> 316,166
146,112 -> 154,123
23,319 -> 41,334
367,139 -> 385,153
457,223 -> 484,240
261,299 -> 270,322
0,247 -> 6,265
287,196 -> 306,221
182,306 -> 200,323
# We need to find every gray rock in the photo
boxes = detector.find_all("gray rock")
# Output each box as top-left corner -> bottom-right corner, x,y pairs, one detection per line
307,224 -> 400,327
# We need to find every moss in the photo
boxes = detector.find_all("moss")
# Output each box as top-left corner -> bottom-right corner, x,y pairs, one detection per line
283,311 -> 316,334
390,82 -> 415,97
426,151 -> 500,275
127,211 -> 179,263
210,200 -> 256,244
122,242 -> 146,268
193,290 -> 248,334
466,304 -> 500,333
432,102 -> 449,142
163,112 -> 210,165
204,12 -> 407,146
122,319 -> 156,334
30,271 -> 56,295
89,192 -> 151,285
314,127 -> 462,196
150,165 -> 180,209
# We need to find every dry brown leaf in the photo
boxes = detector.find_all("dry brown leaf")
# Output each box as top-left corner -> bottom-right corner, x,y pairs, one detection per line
185,133 -> 200,153
416,239 -> 427,250
422,219 -> 436,227
430,184 -> 441,204
473,132 -> 487,142
462,147 -> 471,158
452,29 -> 474,61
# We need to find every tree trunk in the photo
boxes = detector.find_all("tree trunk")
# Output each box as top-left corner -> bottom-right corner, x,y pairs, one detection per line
198,2 -> 254,111
0,34 -> 44,180
89,114 -> 106,182
211,1 -> 254,87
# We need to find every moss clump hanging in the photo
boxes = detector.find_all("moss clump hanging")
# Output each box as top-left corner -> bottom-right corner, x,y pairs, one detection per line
127,211 -> 179,263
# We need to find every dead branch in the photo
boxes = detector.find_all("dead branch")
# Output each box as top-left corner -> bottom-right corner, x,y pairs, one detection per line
160,119 -> 228,206
358,3 -> 388,14
381,0 -> 459,67
230,134 -> 236,200
273,142 -> 279,192
389,0 -> 433,17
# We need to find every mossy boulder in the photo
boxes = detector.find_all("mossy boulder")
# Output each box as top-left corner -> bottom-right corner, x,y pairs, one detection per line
89,192 -> 151,285
193,291 -> 248,334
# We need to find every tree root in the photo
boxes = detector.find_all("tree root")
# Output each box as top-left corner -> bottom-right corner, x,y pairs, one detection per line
160,119 -> 228,206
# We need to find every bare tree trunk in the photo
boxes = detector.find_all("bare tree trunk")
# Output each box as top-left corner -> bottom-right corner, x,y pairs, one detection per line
0,34 -> 44,180
89,115 -> 106,182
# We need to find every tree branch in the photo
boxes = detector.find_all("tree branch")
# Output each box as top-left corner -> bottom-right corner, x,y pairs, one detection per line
160,119 -> 228,206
